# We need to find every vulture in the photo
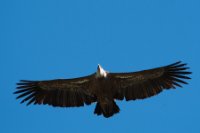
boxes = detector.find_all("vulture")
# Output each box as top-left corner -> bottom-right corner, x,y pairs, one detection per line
14,61 -> 191,118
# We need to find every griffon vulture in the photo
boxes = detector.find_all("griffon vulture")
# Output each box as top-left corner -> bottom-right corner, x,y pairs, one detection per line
14,61 -> 191,118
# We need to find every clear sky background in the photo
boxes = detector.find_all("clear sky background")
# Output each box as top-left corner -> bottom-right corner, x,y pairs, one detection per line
0,0 -> 199,133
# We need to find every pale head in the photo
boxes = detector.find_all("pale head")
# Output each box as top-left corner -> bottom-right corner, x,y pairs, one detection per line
96,64 -> 108,78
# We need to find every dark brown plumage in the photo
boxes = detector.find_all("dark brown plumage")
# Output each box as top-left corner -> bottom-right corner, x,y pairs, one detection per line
14,61 -> 191,118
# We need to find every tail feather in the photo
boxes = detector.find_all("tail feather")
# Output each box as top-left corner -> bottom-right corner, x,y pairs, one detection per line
94,101 -> 120,118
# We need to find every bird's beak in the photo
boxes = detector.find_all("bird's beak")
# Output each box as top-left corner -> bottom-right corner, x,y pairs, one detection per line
97,64 -> 100,70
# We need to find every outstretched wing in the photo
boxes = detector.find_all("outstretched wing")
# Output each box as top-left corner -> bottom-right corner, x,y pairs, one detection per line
14,74 -> 97,107
109,61 -> 191,101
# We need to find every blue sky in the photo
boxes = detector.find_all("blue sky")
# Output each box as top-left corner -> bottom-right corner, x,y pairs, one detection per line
0,0 -> 199,133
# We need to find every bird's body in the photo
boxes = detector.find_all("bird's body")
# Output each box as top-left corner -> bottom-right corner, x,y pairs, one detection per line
14,61 -> 191,118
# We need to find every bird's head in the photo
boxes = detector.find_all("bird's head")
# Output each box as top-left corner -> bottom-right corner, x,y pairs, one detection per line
97,64 -> 102,71
96,64 -> 107,78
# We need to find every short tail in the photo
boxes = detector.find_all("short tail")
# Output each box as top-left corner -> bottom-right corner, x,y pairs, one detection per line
94,101 -> 120,118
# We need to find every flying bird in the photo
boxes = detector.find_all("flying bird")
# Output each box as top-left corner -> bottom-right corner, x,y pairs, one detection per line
14,61 -> 191,118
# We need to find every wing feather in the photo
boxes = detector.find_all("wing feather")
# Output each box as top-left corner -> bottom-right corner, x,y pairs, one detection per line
109,61 -> 191,101
14,74 -> 97,107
